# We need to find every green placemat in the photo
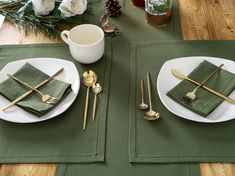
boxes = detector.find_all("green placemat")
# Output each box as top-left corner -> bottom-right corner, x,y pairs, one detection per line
0,40 -> 111,163
129,40 -> 235,163
0,0 -> 181,165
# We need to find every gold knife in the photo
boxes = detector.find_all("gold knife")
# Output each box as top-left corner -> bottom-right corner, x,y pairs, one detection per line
171,69 -> 235,104
2,68 -> 64,111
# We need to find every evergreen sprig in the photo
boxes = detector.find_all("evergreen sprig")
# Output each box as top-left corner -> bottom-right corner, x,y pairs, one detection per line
0,0 -> 92,39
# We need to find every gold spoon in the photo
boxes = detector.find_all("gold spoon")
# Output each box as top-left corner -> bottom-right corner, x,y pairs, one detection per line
82,70 -> 97,130
144,72 -> 160,120
92,83 -> 102,121
138,79 -> 148,110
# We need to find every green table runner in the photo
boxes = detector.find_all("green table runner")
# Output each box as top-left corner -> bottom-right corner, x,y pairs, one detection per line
0,41 -> 111,163
55,39 -> 200,176
129,40 -> 235,163
56,163 -> 200,176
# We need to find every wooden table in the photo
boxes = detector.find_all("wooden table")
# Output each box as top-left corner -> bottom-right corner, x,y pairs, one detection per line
0,0 -> 235,175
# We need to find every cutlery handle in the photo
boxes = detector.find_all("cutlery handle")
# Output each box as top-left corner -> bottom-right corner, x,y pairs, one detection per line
197,64 -> 223,88
92,94 -> 97,122
146,72 -> 153,110
2,91 -> 33,111
83,87 -> 90,130
7,74 -> 43,96
186,77 -> 235,104
2,68 -> 64,111
140,79 -> 145,103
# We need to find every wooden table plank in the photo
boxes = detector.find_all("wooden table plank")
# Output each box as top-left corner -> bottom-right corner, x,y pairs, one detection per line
0,164 -> 56,176
178,0 -> 235,40
201,163 -> 235,176
201,0 -> 235,40
0,0 -> 235,175
0,21 -> 59,44
177,0 -> 210,39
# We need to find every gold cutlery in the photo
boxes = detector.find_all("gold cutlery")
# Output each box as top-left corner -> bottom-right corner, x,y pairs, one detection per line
144,72 -> 160,120
138,79 -> 148,110
171,69 -> 235,104
7,74 -> 58,104
82,70 -> 97,130
183,64 -> 223,103
92,83 -> 102,121
2,68 -> 64,111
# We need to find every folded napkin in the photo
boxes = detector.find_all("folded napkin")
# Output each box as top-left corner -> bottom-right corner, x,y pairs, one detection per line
167,60 -> 235,117
0,63 -> 72,117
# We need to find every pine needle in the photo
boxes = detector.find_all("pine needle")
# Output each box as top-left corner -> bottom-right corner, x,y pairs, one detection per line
0,0 -> 92,39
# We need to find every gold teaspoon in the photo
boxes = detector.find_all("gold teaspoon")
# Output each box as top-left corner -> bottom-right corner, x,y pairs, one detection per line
82,70 -> 97,130
138,79 -> 148,110
92,83 -> 102,121
144,72 -> 160,120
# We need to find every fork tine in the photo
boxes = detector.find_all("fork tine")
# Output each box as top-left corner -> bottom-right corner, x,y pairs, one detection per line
183,95 -> 189,100
183,96 -> 192,103
188,98 -> 193,103
47,98 -> 58,104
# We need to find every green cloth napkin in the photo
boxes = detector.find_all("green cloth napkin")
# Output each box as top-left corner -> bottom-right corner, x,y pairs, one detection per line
167,60 -> 235,117
0,63 -> 72,117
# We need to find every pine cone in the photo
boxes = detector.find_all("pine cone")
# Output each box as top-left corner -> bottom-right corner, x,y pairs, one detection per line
105,0 -> 121,17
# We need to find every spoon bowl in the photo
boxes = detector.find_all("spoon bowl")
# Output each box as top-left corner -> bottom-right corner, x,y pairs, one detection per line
145,110 -> 156,117
82,71 -> 97,86
92,83 -> 102,121
92,83 -> 102,94
144,112 -> 160,120
138,103 -> 148,110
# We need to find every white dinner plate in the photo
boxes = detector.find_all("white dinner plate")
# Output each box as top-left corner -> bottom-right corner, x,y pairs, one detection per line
0,58 -> 80,123
157,56 -> 235,123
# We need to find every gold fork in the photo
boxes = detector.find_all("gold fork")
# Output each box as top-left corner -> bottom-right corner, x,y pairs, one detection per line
7,74 -> 58,104
183,64 -> 223,103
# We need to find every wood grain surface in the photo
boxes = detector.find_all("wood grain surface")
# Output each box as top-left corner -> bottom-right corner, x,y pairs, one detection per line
178,0 -> 235,40
0,0 -> 235,175
0,21 -> 59,44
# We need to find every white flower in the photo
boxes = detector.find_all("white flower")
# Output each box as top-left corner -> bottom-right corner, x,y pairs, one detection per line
59,0 -> 87,17
32,0 -> 55,16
